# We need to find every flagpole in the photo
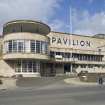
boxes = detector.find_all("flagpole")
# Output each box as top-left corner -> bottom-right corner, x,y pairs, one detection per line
70,1 -> 73,74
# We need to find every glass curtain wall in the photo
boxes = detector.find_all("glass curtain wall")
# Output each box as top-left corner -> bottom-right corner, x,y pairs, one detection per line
4,40 -> 48,54
15,60 -> 40,73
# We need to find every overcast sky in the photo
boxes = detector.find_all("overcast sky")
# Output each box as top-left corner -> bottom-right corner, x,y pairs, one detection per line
0,0 -> 105,36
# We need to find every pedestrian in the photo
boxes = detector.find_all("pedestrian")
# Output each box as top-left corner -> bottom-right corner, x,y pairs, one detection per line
100,77 -> 103,85
98,76 -> 103,85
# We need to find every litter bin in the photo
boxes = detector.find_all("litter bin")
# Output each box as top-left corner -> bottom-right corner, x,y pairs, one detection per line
79,75 -> 87,82
82,76 -> 87,81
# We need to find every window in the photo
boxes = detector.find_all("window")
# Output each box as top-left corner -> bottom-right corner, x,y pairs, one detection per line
6,40 -> 25,53
5,40 -> 48,54
88,65 -> 93,68
50,51 -> 55,58
33,62 -> 36,72
41,41 -> 45,54
15,61 -> 21,72
36,62 -> 40,72
28,61 -> 33,72
31,40 -> 36,53
36,40 -> 40,53
41,41 -> 48,54
13,40 -> 17,52
8,40 -> 12,52
15,60 -> 40,73
22,61 -> 27,72
18,40 -> 24,52
45,42 -> 48,54
81,65 -> 86,68
65,53 -> 70,58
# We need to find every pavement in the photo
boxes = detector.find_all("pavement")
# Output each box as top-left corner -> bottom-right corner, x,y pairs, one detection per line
64,77 -> 105,86
0,78 -> 17,90
0,77 -> 104,91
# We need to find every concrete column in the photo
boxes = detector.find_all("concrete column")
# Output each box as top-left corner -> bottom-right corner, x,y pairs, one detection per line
70,63 -> 72,73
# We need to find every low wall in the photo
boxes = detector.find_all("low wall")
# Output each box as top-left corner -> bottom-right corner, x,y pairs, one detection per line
79,73 -> 105,82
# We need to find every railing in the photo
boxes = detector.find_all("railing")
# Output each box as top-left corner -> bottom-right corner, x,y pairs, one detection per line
62,58 -> 78,62
53,57 -> 78,62
51,56 -> 104,64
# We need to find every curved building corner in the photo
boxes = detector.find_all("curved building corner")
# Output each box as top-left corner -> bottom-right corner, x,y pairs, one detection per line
1,20 -> 51,77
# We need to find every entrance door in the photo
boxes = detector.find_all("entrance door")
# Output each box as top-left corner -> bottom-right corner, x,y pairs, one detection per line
40,63 -> 56,77
64,64 -> 71,73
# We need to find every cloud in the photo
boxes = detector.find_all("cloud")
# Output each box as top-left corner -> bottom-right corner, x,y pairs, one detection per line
72,8 -> 105,36
49,19 -> 69,32
0,0 -> 62,34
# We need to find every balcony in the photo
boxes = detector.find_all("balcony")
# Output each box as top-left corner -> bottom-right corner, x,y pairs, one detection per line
3,53 -> 49,60
51,55 -> 78,62
51,55 -> 105,64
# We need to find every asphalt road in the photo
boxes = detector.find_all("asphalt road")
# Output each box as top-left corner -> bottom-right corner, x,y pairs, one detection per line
0,81 -> 105,105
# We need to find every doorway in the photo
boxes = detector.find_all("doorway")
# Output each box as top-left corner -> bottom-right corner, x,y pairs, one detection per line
64,64 -> 71,73
40,63 -> 56,77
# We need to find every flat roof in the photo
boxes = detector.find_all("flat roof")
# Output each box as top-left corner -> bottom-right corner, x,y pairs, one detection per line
51,31 -> 105,40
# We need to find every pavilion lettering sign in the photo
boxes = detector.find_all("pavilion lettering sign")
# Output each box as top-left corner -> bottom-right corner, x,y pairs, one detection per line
50,36 -> 91,47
